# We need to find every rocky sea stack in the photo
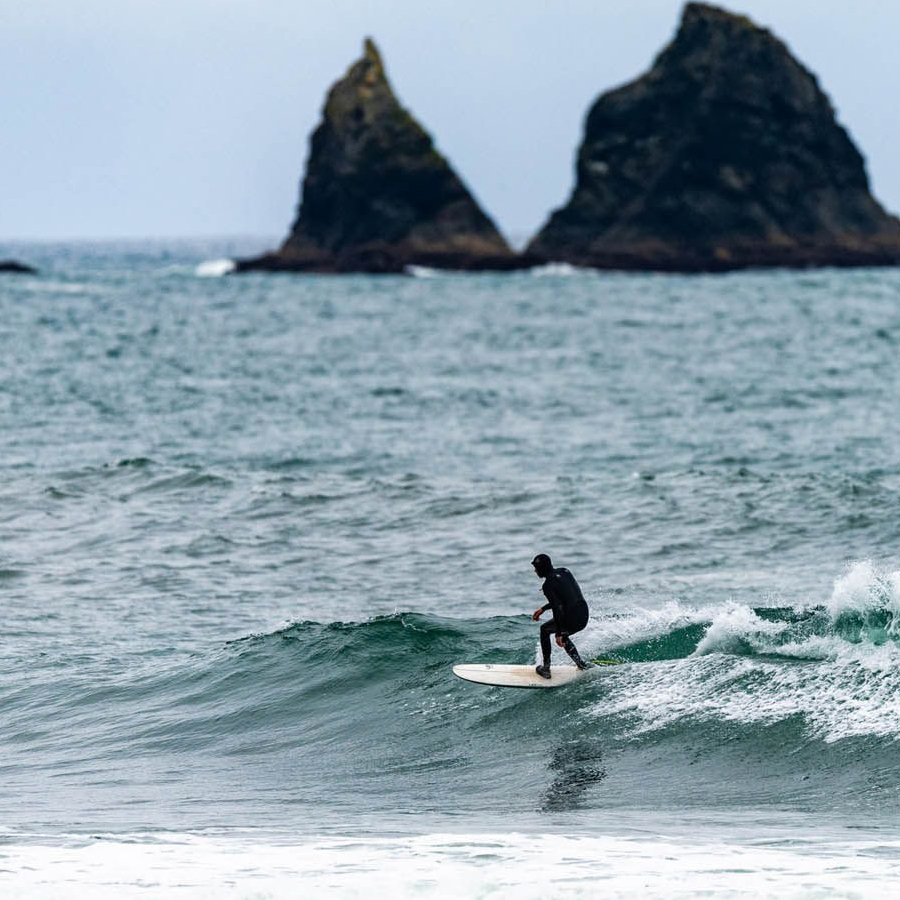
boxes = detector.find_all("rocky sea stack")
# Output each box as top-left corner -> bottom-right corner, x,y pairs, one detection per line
528,2 -> 900,271
238,39 -> 515,274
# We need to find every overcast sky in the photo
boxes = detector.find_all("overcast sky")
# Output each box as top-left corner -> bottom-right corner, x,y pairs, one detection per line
2,0 -> 898,242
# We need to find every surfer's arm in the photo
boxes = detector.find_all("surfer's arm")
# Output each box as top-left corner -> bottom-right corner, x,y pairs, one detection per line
532,603 -> 551,621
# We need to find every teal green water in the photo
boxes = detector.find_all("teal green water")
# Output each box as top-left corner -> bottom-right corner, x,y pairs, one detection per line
1,240 -> 900,842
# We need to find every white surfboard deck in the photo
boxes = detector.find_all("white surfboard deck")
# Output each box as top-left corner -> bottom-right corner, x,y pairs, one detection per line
452,663 -> 585,689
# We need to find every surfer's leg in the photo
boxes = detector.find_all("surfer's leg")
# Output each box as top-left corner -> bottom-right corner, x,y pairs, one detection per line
539,622 -> 554,665
559,634 -> 591,669
537,622 -> 554,678
559,620 -> 592,670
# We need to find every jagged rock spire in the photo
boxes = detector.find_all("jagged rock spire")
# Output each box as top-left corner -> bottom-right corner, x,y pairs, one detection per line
246,38 -> 514,273
528,2 -> 900,271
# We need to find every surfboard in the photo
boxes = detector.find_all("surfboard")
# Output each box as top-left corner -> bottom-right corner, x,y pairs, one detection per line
453,660 -> 623,689
453,663 -> 581,688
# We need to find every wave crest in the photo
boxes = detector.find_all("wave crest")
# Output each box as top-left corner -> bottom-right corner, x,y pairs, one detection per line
828,560 -> 900,645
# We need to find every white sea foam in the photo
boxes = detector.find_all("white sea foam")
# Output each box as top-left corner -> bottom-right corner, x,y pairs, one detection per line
588,599 -> 710,649
598,645 -> 900,742
529,261 -> 582,277
827,559 -> 900,623
405,265 -> 442,278
195,258 -> 236,277
693,602 -> 785,655
585,563 -> 900,742
4,825 -> 899,899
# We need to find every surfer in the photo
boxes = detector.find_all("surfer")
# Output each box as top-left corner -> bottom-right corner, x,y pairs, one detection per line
531,553 -> 591,679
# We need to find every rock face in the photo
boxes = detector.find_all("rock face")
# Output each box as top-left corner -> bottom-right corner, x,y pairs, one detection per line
0,260 -> 37,274
239,39 -> 515,273
528,2 -> 900,271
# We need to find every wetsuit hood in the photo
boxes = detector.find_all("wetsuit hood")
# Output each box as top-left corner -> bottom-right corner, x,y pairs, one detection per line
532,553 -> 553,578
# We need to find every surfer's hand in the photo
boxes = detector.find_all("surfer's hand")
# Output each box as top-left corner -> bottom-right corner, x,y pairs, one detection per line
532,608 -> 543,621
556,633 -> 567,647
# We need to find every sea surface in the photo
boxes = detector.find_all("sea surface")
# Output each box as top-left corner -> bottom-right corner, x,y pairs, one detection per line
2,239 -> 900,897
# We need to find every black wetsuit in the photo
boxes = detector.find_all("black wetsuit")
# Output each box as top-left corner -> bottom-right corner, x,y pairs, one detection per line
538,566 -> 589,668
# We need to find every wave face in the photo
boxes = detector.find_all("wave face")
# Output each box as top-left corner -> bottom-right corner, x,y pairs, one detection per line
5,563 -> 900,832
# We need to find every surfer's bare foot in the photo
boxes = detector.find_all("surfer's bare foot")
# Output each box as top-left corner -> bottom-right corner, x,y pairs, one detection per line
535,664 -> 551,679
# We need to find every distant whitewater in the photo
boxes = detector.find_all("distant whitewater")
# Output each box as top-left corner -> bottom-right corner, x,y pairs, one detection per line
195,258 -> 236,277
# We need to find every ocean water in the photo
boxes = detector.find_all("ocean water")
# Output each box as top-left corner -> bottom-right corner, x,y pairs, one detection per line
2,239 -> 900,897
